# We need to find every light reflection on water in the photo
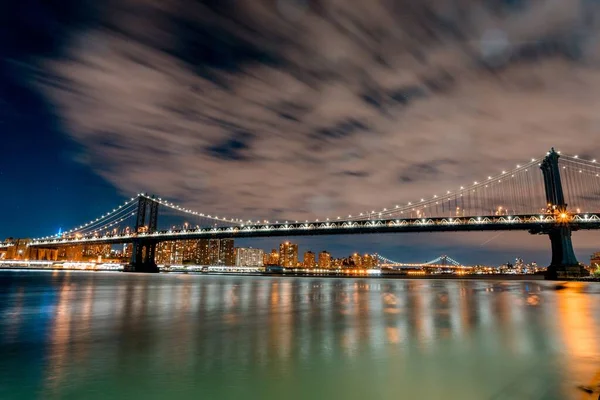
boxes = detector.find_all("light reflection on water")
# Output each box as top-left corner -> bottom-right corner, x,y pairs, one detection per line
0,271 -> 599,400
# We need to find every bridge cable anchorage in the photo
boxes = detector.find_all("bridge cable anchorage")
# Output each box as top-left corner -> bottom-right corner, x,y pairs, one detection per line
138,194 -> 247,226
33,197 -> 139,241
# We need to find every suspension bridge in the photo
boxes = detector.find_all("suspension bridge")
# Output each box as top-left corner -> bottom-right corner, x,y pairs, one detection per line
9,149 -> 600,279
377,255 -> 467,269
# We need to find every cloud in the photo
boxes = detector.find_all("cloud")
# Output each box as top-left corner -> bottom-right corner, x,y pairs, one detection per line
32,0 -> 600,256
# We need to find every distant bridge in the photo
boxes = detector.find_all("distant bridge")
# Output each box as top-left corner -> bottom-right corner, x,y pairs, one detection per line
377,254 -> 468,269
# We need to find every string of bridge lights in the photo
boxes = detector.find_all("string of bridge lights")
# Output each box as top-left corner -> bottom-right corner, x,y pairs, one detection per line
139,194 -> 310,226
34,197 -> 139,241
139,194 -> 248,225
322,157 -> 543,222
86,212 -> 137,237
72,201 -> 138,233
334,151 -> 600,222
559,154 -> 600,180
36,211 -> 137,243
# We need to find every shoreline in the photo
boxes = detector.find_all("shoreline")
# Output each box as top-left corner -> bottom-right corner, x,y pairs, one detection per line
2,267 -> 597,281
0,266 -> 547,280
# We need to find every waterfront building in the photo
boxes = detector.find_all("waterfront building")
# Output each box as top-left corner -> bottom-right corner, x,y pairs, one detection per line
206,239 -> 235,266
195,239 -> 210,265
235,247 -> 264,267
268,249 -> 279,265
351,252 -> 362,268
303,251 -> 316,268
363,253 -> 376,268
220,239 -> 235,266
279,241 -> 298,268
332,258 -> 344,269
318,251 -> 331,269
208,239 -> 220,264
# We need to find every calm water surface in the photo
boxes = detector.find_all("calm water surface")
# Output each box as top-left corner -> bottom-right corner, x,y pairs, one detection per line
1,271 -> 599,400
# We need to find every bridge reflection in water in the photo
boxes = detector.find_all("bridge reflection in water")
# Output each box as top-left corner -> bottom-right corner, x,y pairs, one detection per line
1,272 -> 599,399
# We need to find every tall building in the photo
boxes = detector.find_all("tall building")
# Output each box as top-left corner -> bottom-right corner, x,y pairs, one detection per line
318,251 -> 331,269
195,239 -> 210,265
363,254 -> 376,268
181,240 -> 199,264
235,248 -> 264,267
268,249 -> 279,265
208,239 -> 235,265
332,258 -> 344,268
220,239 -> 235,266
209,239 -> 220,265
303,251 -> 316,268
279,241 -> 298,268
351,252 -> 362,268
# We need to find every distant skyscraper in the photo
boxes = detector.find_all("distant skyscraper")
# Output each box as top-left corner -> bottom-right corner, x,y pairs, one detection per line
279,241 -> 298,267
235,247 -> 264,267
318,251 -> 331,269
303,251 -> 316,268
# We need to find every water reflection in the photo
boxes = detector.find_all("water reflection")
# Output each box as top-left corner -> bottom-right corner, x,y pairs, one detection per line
0,272 -> 599,399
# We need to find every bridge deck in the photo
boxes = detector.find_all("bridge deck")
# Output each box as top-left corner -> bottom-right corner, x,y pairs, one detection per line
28,214 -> 600,247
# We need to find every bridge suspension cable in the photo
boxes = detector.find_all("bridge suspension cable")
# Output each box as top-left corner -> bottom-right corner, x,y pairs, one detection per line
558,154 -> 600,213
139,194 -> 246,225
423,255 -> 462,267
342,158 -> 545,221
34,197 -> 139,240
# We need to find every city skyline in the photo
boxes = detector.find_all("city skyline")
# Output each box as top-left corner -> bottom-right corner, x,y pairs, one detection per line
1,234 -> 552,269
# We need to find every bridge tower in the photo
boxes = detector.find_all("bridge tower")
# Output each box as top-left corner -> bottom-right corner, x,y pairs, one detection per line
126,195 -> 160,273
539,149 -> 588,279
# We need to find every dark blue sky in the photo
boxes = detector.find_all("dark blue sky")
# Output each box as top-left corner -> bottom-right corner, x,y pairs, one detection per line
0,1 -> 117,239
2,1 -> 600,265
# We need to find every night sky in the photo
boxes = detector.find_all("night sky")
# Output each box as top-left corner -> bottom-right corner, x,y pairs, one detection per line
2,0 -> 600,265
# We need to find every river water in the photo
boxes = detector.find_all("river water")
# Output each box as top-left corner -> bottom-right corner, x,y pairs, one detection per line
1,271 -> 599,400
